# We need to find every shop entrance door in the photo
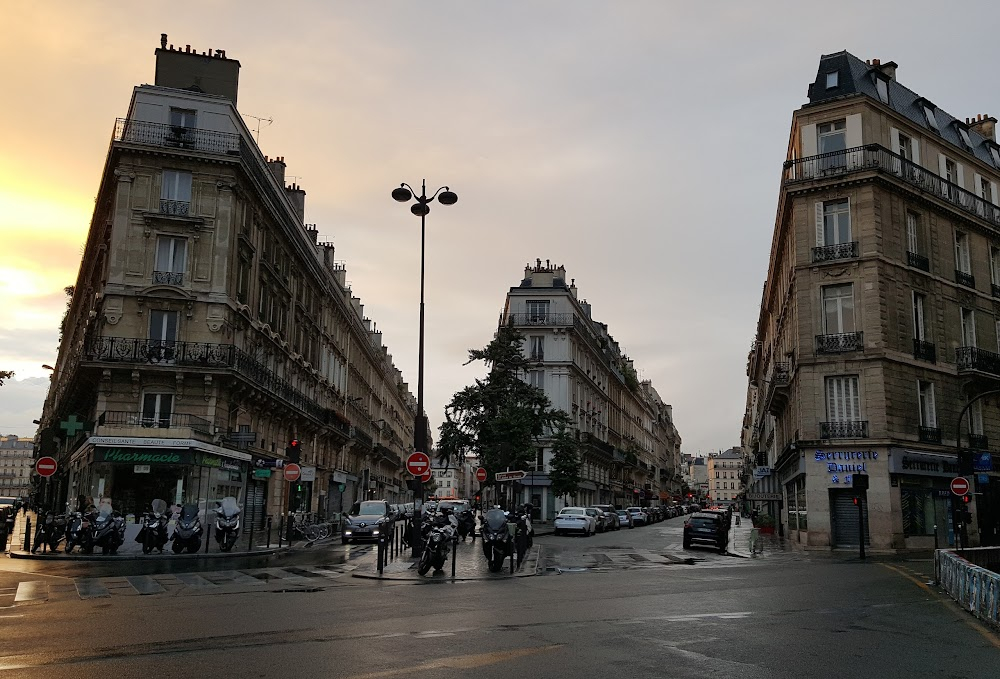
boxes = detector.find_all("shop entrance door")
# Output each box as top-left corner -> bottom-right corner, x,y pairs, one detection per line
245,480 -> 267,529
830,488 -> 870,548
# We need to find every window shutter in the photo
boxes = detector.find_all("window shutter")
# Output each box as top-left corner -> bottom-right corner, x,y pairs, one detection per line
927,384 -> 937,428
991,181 -> 999,206
938,154 -> 947,177
911,138 -> 920,167
801,124 -> 817,157
975,172 -> 983,197
845,114 -> 863,148
890,128 -> 901,154
815,202 -> 825,247
957,164 -> 966,190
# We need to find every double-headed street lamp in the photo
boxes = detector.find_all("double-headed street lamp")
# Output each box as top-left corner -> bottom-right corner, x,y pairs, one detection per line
391,179 -> 457,488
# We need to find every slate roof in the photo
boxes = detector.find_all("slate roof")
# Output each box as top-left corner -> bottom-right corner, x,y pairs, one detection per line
806,50 -> 999,169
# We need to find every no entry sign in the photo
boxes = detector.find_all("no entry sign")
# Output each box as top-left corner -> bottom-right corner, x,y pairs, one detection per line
476,467 -> 487,483
406,452 -> 430,476
950,476 -> 971,496
420,469 -> 432,483
284,463 -> 302,482
35,456 -> 58,477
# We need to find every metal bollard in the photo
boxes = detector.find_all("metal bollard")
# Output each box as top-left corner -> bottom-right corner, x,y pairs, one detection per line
277,515 -> 284,548
204,524 -> 211,553
24,517 -> 31,553
285,511 -> 294,545
451,537 -> 457,578
247,515 -> 255,553
377,535 -> 385,575
266,516 -> 272,548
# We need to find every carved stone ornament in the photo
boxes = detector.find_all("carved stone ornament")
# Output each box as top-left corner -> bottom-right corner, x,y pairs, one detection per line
959,291 -> 976,307
113,167 -> 136,182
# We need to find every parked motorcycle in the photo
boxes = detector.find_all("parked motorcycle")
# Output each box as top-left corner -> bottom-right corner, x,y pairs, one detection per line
480,508 -> 514,573
456,508 -> 476,542
213,497 -> 241,552
171,503 -> 203,554
513,505 -> 534,567
31,510 -> 66,553
92,503 -> 126,555
136,499 -> 171,554
418,508 -> 458,575
64,509 -> 95,554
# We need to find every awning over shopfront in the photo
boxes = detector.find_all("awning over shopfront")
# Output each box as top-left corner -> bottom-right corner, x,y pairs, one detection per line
888,449 -> 960,478
88,436 -> 251,461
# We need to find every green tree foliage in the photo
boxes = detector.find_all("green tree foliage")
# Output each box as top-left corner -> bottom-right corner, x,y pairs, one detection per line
0,370 -> 12,386
548,425 -> 582,500
438,324 -> 567,476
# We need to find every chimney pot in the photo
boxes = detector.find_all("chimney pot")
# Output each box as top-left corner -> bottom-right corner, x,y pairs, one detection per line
873,58 -> 880,66
185,45 -> 190,53
160,33 -> 168,49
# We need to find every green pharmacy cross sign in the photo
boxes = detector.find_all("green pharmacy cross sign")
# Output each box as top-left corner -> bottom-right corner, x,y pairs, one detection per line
59,414 -> 90,437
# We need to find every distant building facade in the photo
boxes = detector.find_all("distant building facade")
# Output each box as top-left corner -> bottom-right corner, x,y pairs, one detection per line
707,448 -> 743,506
0,435 -> 33,499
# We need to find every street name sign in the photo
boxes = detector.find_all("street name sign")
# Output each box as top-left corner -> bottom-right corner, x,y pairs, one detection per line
950,476 -> 970,496
406,452 -> 430,476
35,456 -> 58,477
494,470 -> 526,482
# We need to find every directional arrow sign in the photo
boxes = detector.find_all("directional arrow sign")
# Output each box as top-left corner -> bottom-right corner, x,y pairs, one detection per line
494,470 -> 526,482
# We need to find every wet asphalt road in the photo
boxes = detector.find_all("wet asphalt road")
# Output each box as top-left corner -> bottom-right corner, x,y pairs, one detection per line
2,514 -> 999,678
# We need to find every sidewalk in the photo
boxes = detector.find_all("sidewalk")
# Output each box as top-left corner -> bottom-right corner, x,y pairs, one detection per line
727,518 -> 786,558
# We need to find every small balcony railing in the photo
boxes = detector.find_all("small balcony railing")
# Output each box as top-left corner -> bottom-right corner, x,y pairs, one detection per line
956,270 -> 976,288
152,271 -> 184,286
114,118 -> 241,155
968,433 -> 989,451
918,426 -> 942,444
956,346 -> 1000,377
159,199 -> 190,217
993,284 -> 1000,299
913,339 -> 936,363
506,313 -> 575,327
812,241 -> 859,263
907,251 -> 930,272
97,410 -> 211,435
820,421 -> 869,439
816,332 -> 863,354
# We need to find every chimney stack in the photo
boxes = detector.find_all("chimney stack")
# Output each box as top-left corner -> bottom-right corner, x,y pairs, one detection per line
970,114 -> 997,143
875,59 -> 898,81
266,156 -> 286,185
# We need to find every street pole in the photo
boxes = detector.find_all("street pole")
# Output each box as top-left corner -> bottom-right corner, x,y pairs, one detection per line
954,388 -> 1000,549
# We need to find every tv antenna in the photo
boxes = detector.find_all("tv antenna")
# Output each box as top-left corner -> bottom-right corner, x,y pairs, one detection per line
241,113 -> 273,144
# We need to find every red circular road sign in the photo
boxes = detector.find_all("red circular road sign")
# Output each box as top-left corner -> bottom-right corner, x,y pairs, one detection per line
951,476 -> 971,496
406,452 -> 431,476
420,469 -> 432,483
476,467 -> 487,483
284,463 -> 302,482
35,456 -> 58,478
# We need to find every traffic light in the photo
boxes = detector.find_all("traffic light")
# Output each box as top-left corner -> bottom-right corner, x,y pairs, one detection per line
852,496 -> 859,506
287,439 -> 301,462
962,495 -> 973,524
474,493 -> 481,503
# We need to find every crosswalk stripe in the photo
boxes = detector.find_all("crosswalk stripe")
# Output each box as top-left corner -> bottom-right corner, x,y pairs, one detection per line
75,579 -> 111,599
174,573 -> 217,588
126,576 -> 166,595
14,582 -> 47,604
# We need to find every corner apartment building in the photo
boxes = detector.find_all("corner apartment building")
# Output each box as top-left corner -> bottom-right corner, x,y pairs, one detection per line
501,260 -> 683,520
36,35 -> 418,524
743,51 -> 1000,551
0,435 -> 34,500
707,448 -> 742,507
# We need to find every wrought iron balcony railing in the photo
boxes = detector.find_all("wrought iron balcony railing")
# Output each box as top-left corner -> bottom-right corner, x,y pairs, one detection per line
993,283 -> 1000,299
907,251 -> 930,272
812,241 -> 859,263
913,339 -> 936,363
506,313 -> 575,327
784,145 -> 1000,230
152,271 -> 183,286
918,426 -> 942,444
159,199 -> 190,217
769,361 -> 791,385
97,410 -> 211,435
114,118 -> 241,155
816,332 -> 863,354
820,420 -> 869,439
968,433 -> 989,450
956,346 -> 1000,377
955,270 -> 976,288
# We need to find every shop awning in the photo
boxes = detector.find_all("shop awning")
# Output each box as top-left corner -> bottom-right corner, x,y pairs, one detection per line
88,436 -> 251,462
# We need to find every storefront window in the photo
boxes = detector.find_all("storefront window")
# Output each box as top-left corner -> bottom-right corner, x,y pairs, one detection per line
901,487 -> 935,536
786,477 -> 807,531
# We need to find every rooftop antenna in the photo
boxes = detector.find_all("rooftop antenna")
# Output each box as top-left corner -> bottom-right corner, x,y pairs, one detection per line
241,113 -> 273,144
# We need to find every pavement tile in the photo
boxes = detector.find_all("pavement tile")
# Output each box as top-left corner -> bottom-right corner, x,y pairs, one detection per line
75,579 -> 111,599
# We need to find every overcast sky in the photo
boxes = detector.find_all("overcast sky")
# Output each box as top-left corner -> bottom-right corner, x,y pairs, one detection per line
2,1 -> 999,455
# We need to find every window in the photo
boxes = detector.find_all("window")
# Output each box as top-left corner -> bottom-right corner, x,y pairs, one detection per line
826,71 -> 839,89
822,284 -> 855,334
141,392 -> 173,428
825,376 -> 861,423
918,381 -> 937,428
149,310 -> 178,343
898,132 -> 912,162
991,247 -> 1000,287
955,231 -> 971,274
529,335 -> 544,361
820,199 -> 851,245
161,170 -> 192,216
901,487 -> 936,537
875,76 -> 889,104
912,292 -> 926,341
968,400 -> 984,435
945,159 -> 958,186
923,105 -> 940,132
169,108 -> 197,129
906,211 -> 920,254
961,308 -> 977,347
236,255 -> 251,304
528,369 -> 544,390
959,127 -> 973,151
991,146 -> 1000,169
981,176 -> 992,202
525,300 -> 550,323
155,236 -> 187,274
818,120 -> 847,169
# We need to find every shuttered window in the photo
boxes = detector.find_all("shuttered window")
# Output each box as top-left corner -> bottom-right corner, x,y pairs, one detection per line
825,376 -> 860,422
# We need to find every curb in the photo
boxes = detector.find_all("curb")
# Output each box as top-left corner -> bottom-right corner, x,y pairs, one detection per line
352,546 -> 543,582
7,547 -> 287,562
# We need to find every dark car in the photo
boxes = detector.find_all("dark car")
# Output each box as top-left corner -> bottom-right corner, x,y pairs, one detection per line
683,512 -> 728,553
342,500 -> 395,544
700,508 -> 732,531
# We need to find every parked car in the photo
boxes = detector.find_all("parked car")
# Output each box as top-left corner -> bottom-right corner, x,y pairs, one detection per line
683,512 -> 728,553
700,508 -> 732,531
591,505 -> 620,530
585,507 -> 609,532
554,507 -> 597,536
616,509 -> 634,528
342,500 -> 395,544
626,507 -> 648,526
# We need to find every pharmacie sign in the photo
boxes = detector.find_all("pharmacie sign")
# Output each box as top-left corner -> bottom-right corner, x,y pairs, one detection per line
815,450 -> 879,486
96,448 -> 192,465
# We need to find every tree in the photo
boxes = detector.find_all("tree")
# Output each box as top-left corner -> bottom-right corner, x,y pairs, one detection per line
438,323 -> 566,478
0,370 -> 12,386
548,425 -> 582,500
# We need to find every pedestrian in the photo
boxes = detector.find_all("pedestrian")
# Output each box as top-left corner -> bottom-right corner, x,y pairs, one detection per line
736,513 -> 741,526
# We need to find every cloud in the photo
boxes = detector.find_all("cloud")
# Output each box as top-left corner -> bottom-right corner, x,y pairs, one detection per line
0,376 -> 48,437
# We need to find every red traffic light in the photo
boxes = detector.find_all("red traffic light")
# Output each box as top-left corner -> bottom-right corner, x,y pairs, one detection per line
963,494 -> 972,504
852,497 -> 859,506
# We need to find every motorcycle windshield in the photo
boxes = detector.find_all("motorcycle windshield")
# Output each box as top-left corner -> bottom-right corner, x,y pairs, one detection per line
220,497 -> 240,518
98,504 -> 113,520
485,509 -> 507,531
151,499 -> 167,515
180,504 -> 199,523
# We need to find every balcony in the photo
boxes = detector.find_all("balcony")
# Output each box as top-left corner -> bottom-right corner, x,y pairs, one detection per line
784,145 -> 1000,230
159,199 -> 191,217
97,410 -> 211,436
918,426 -> 942,444
152,271 -> 184,286
114,118 -> 241,155
993,284 -> 1000,299
820,421 -> 869,439
907,251 -> 930,272
913,339 -> 936,363
955,270 -> 976,289
956,347 -> 1000,378
763,361 -> 791,415
812,241 -> 859,263
816,332 -> 863,354
968,433 -> 989,451
506,312 -> 575,327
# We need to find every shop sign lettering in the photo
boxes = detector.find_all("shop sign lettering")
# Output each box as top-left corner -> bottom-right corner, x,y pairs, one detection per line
100,448 -> 185,464
815,450 -> 879,486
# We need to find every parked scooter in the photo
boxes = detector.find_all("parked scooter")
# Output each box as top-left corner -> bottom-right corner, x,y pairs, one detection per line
31,510 -> 66,553
213,497 -> 241,552
417,507 -> 458,575
171,503 -> 203,554
136,499 -> 171,554
456,507 -> 476,542
92,503 -> 126,555
513,504 -> 534,567
64,509 -> 95,554
480,507 -> 514,573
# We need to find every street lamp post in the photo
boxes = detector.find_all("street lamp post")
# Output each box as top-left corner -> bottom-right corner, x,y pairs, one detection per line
391,179 -> 457,506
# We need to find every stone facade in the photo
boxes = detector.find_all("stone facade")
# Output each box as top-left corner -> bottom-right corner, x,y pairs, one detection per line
37,37 -> 418,525
743,52 -> 1000,552
0,435 -> 33,499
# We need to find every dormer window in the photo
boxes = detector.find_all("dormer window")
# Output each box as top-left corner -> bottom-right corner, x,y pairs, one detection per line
958,126 -> 973,151
923,104 -> 940,133
990,145 -> 1000,169
874,76 -> 889,104
826,71 -> 839,89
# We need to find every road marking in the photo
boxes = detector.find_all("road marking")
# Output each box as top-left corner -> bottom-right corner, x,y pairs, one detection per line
75,579 -> 110,599
174,573 -> 217,588
13,582 -> 47,604
126,576 -> 166,595
347,644 -> 563,677
617,612 -> 752,624
879,564 -> 931,593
